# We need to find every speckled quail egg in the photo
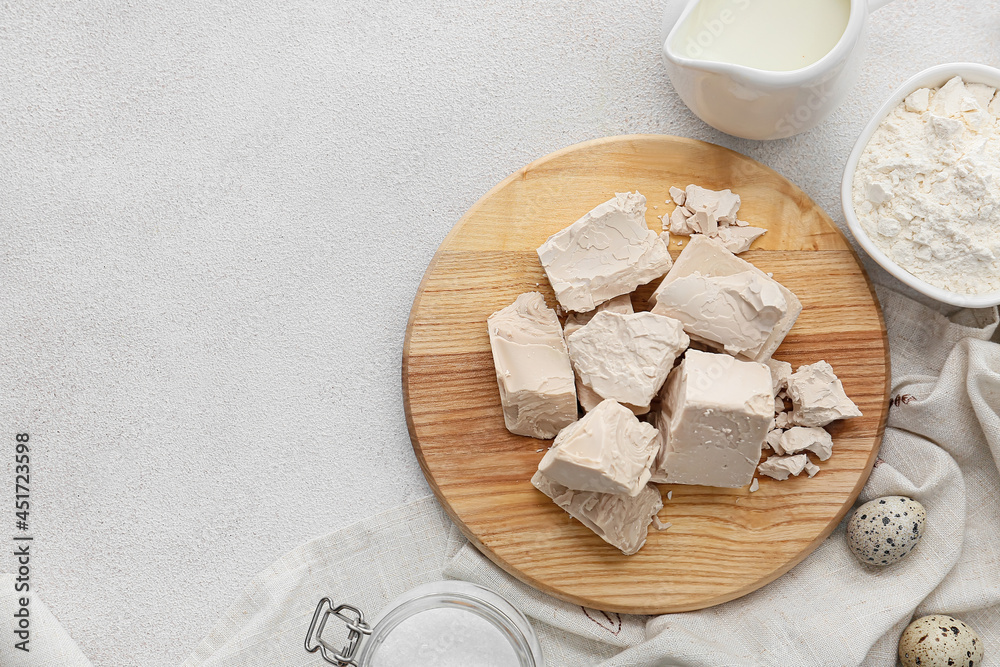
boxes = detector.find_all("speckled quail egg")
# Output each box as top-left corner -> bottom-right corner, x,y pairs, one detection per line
846,496 -> 925,566
898,614 -> 983,667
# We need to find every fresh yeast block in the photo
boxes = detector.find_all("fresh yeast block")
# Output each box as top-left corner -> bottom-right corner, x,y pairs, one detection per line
650,235 -> 801,362
537,192 -> 672,313
531,470 -> 663,556
651,350 -> 772,488
538,399 -> 659,497
567,311 -> 689,411
487,292 -> 577,439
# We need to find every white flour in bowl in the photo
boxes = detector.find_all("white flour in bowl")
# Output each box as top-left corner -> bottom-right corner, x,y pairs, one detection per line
852,76 -> 1000,295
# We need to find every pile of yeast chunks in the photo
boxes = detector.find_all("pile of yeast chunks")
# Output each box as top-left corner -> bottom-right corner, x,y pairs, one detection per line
487,188 -> 862,555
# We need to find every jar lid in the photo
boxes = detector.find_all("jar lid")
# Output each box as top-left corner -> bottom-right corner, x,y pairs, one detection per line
306,581 -> 544,666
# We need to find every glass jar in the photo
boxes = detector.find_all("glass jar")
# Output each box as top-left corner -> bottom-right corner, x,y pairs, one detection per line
305,581 -> 545,666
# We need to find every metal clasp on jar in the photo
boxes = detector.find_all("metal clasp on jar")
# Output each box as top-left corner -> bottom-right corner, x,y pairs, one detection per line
305,598 -> 373,666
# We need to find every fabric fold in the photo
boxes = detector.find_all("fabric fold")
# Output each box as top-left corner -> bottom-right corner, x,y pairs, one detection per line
0,574 -> 92,666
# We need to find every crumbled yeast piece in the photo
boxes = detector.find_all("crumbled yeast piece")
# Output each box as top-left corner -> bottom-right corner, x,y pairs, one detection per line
531,471 -> 662,556
778,426 -> 834,461
786,360 -> 862,427
663,185 -> 765,254
538,400 -> 659,497
749,478 -> 759,492
765,429 -> 784,453
758,454 -> 809,481
563,296 -> 645,416
716,226 -> 767,254
487,292 -> 577,439
652,516 -> 672,531
573,382 -> 603,413
669,186 -> 686,206
537,192 -> 672,313
670,206 -> 695,235
684,185 -> 741,225
688,209 -> 719,236
765,358 -> 793,396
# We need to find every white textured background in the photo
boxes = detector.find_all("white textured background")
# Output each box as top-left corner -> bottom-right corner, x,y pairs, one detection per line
1,1 -> 998,665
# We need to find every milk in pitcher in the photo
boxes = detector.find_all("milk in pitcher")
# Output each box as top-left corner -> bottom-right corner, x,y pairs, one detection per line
673,0 -> 852,72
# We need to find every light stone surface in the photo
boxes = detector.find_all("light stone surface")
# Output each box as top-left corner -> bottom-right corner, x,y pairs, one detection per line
0,1 -> 995,664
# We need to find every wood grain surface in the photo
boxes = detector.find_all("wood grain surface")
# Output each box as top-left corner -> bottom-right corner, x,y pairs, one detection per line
402,135 -> 890,614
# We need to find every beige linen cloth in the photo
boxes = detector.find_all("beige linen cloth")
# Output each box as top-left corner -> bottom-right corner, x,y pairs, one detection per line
6,282 -> 1000,666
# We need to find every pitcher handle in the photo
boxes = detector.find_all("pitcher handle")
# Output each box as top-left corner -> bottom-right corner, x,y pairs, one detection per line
868,0 -> 895,11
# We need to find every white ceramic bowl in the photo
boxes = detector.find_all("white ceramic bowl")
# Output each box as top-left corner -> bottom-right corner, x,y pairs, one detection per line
842,62 -> 1000,308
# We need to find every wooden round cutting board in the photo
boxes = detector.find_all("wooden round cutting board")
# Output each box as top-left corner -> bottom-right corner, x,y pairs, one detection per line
402,135 -> 890,614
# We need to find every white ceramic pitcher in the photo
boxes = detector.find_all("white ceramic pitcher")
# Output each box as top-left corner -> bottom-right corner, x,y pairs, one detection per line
661,0 -> 895,140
